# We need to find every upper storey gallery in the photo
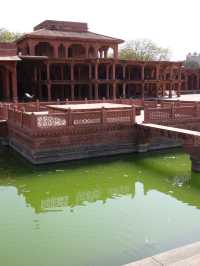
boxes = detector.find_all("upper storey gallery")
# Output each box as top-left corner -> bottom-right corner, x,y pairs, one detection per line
16,20 -> 124,59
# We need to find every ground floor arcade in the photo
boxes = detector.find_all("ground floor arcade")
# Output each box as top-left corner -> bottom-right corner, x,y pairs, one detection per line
0,60 -> 18,102
0,58 -> 184,102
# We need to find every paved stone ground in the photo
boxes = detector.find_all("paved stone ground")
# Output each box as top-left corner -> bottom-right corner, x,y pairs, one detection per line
47,102 -> 132,110
123,241 -> 200,265
158,94 -> 200,102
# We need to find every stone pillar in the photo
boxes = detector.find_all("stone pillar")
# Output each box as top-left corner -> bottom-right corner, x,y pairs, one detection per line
47,83 -> 52,101
95,63 -> 98,80
162,84 -> 165,96
169,67 -> 173,98
70,63 -> 74,81
185,73 -> 188,91
71,84 -> 75,100
156,65 -> 160,80
169,84 -> 173,98
89,64 -> 92,80
177,68 -> 182,97
5,69 -> 10,100
65,45 -> 69,58
46,63 -> 50,81
54,43 -> 59,58
47,63 -> 51,101
141,65 -> 145,80
95,83 -> 98,99
112,83 -> 116,99
114,45 -> 118,59
123,83 -> 126,98
112,63 -> 116,80
123,65 -> 126,80
11,64 -> 18,102
177,82 -> 181,97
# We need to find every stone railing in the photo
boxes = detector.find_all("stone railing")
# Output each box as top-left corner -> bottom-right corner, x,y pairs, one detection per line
7,106 -> 135,136
0,98 -> 143,120
144,102 -> 200,125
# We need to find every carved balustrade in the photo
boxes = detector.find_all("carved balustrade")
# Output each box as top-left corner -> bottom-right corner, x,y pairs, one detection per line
7,106 -> 136,138
144,102 -> 200,125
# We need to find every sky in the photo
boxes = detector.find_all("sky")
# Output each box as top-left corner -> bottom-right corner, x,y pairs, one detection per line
0,0 -> 199,60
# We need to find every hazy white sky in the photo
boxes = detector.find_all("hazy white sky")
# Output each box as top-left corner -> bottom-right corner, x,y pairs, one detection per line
0,0 -> 199,60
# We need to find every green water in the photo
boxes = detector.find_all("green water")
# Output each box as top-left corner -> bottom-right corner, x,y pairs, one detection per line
1,148 -> 200,266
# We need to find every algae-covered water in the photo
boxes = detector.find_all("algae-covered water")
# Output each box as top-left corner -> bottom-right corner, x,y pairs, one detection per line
0,148 -> 200,266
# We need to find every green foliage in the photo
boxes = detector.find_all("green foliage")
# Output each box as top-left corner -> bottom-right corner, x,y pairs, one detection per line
119,39 -> 171,61
183,60 -> 200,69
0,28 -> 22,42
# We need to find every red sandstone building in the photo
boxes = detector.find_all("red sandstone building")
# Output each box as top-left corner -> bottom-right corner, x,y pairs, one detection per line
0,20 -> 188,102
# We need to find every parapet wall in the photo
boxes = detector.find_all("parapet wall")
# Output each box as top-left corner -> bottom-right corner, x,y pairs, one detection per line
7,105 -> 137,164
0,43 -> 17,56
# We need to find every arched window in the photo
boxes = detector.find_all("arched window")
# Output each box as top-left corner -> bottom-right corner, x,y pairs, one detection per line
98,46 -> 110,58
58,44 -> 66,58
35,42 -> 54,57
68,44 -> 86,58
88,46 -> 95,58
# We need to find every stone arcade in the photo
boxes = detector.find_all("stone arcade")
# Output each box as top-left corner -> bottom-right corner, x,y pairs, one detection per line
0,20 -> 186,102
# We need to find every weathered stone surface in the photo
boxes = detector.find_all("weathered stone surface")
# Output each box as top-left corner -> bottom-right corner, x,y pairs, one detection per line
123,241 -> 200,266
154,241 -> 200,265
123,257 -> 161,266
169,253 -> 200,266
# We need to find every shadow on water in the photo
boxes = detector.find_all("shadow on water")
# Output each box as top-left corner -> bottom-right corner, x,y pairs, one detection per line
1,147 -> 200,213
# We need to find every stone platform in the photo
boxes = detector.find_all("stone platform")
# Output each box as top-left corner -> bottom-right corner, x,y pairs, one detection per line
157,93 -> 200,102
123,241 -> 200,266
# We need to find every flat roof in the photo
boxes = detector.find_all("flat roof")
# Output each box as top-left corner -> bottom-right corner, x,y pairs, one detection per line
0,56 -> 21,61
47,103 -> 132,110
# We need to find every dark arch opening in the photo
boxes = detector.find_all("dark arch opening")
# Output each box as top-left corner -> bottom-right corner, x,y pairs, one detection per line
35,42 -> 54,57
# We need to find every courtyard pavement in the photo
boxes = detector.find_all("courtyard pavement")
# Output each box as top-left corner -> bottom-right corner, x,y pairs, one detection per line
158,93 -> 200,102
123,241 -> 200,265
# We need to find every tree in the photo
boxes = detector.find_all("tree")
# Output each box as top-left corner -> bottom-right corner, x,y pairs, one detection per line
119,39 -> 171,61
0,28 -> 22,42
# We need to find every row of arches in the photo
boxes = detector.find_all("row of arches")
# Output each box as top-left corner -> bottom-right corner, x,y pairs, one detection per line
19,42 -> 115,59
22,83 -> 179,102
17,63 -> 183,88
22,84 -> 150,101
0,65 -> 17,101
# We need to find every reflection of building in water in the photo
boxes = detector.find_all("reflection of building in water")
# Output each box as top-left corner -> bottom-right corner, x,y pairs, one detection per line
4,151 -> 200,214
41,196 -> 68,210
172,175 -> 191,187
13,175 -> 136,213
